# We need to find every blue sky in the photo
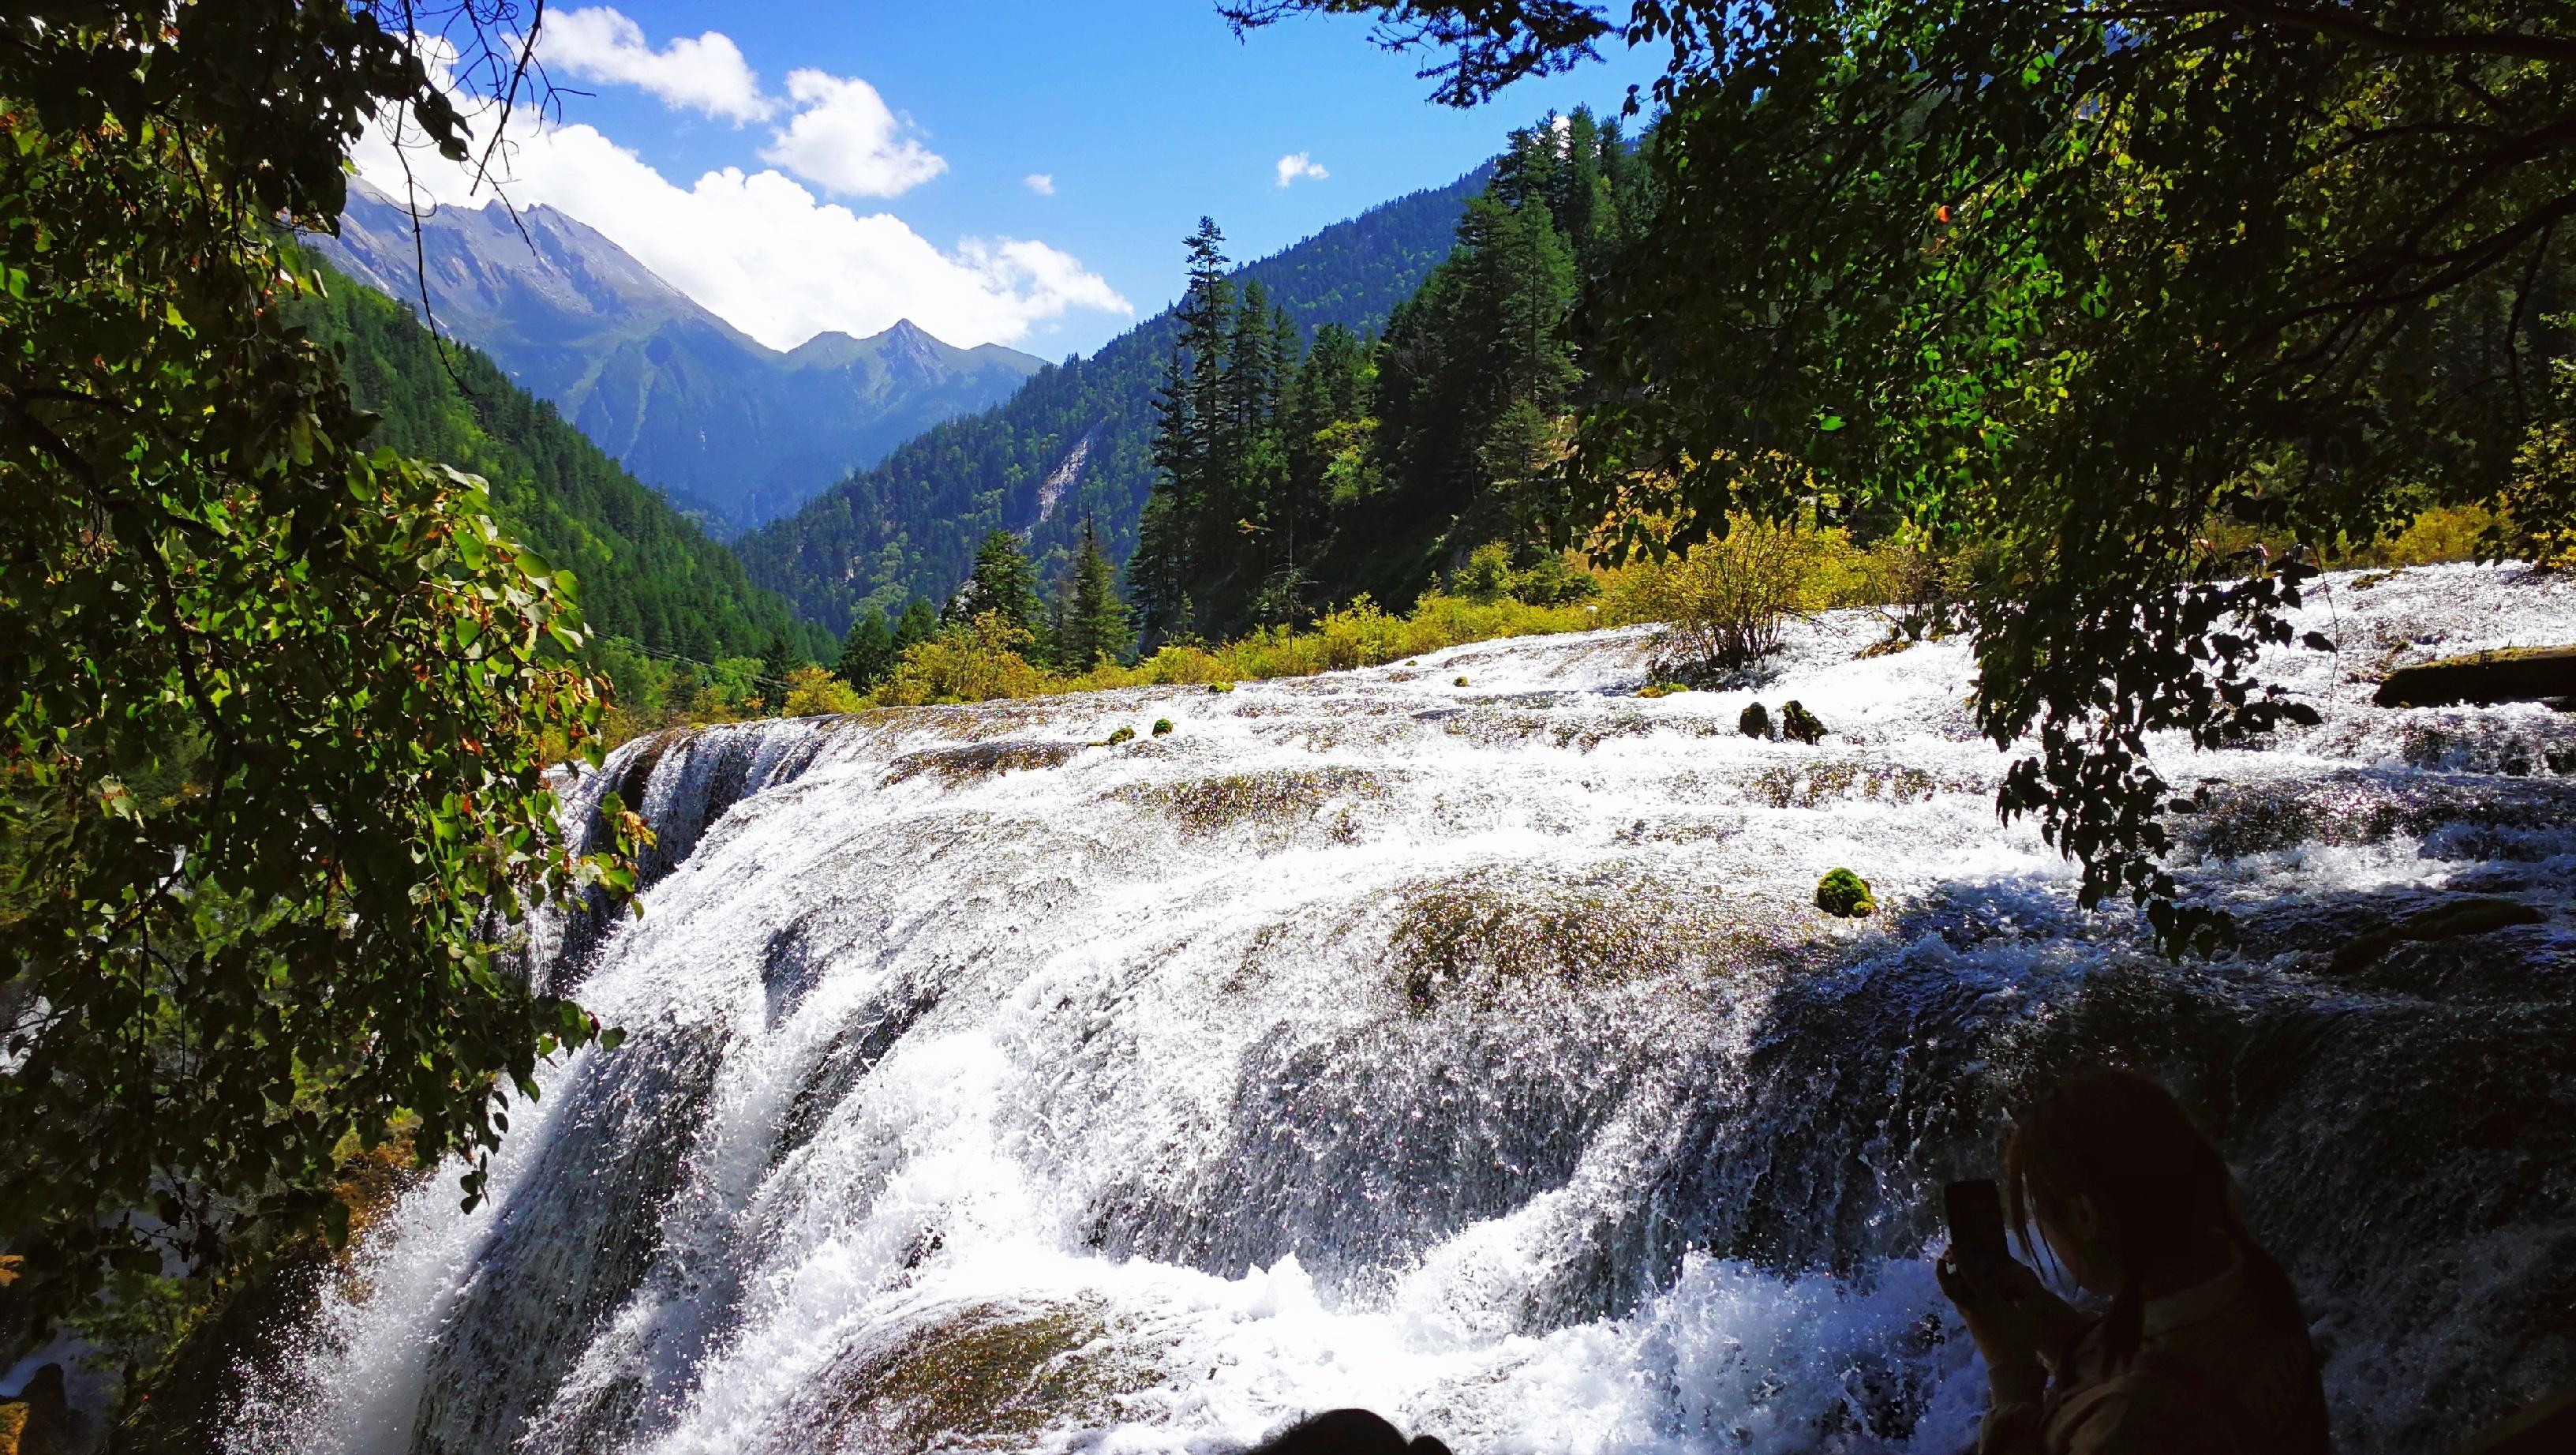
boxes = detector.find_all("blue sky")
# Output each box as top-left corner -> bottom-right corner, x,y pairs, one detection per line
362,2 -> 1657,358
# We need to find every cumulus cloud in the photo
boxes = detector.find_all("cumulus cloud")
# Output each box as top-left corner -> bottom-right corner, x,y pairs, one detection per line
540,7 -> 770,123
534,12 -> 945,201
354,107 -> 1127,352
1275,152 -> 1329,188
1024,173 -> 1055,197
758,69 -> 945,198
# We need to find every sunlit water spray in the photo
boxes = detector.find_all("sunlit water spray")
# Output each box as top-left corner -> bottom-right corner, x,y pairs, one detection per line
225,564 -> 2576,1454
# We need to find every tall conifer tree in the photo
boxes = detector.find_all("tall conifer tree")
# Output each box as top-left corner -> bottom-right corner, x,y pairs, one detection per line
953,530 -> 1046,644
1136,218 -> 1238,639
1056,519 -> 1136,670
837,608 -> 897,688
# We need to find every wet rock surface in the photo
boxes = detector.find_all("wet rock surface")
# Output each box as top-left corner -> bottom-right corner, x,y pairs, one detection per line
231,565 -> 2576,1455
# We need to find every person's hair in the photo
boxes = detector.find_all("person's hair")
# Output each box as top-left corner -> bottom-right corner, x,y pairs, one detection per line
1245,1408 -> 1452,1455
2004,1067 -> 2308,1369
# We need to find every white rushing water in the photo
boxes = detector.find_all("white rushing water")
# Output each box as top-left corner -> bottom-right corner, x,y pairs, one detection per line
227,564 -> 2576,1455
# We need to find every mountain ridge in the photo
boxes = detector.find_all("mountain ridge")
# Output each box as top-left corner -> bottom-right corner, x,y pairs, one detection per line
312,183 -> 1044,533
284,242 -> 826,677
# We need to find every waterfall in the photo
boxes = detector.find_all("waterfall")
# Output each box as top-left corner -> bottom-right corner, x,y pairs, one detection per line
226,563 -> 2576,1454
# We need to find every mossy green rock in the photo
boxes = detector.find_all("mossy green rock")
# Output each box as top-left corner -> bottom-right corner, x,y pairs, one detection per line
1739,702 -> 1773,738
1151,718 -> 1174,737
1780,699 -> 1828,744
1815,867 -> 1875,918
1101,726 -> 1136,747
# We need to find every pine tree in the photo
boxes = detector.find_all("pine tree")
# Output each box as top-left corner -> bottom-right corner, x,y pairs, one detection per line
758,632 -> 804,704
1136,218 -> 1237,639
1559,107 -> 1607,269
1056,518 -> 1135,671
1282,324 -> 1372,560
952,529 -> 1045,643
894,597 -> 938,653
837,607 -> 897,689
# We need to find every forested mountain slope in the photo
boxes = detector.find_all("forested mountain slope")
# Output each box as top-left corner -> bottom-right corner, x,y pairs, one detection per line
313,183 -> 1043,533
732,166 -> 1491,635
290,253 -> 826,664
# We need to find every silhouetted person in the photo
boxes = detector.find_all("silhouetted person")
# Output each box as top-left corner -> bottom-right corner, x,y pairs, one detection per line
1246,1408 -> 1453,1455
1,1363 -> 77,1455
1937,1069 -> 2330,1454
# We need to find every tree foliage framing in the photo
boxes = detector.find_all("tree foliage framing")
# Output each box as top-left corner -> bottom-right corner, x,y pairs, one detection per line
2,1 -> 638,1351
1232,0 -> 2576,950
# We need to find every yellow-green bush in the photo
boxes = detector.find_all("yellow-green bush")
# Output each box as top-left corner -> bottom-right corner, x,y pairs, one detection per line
781,666 -> 866,717
716,524 -> 1908,725
874,613 -> 1049,706
2341,503 -> 2496,568
1608,512 -> 1859,674
2197,501 -> 2503,572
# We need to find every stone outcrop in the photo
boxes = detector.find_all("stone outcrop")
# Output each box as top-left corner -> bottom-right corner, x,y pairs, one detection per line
2376,645 -> 2576,708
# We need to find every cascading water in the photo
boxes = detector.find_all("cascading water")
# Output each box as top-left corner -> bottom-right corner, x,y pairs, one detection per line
224,564 -> 2576,1454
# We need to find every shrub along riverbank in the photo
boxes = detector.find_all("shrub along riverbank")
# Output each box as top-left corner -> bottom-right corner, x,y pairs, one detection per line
606,501 -> 2507,741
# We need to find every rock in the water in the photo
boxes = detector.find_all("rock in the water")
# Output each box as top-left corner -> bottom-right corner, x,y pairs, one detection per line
1151,718 -> 1174,737
2328,897 -> 2544,972
2330,928 -> 2397,973
1815,867 -> 1874,917
1102,726 -> 1136,747
2376,645 -> 2576,707
2398,896 -> 2544,941
1781,699 -> 1828,744
1739,702 -> 1773,739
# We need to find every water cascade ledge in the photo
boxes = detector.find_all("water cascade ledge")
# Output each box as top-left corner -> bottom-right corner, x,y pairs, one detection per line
227,564 -> 2576,1455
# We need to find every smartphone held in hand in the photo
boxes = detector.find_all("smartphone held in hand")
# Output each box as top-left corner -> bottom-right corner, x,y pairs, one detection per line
1945,1178 -> 2012,1270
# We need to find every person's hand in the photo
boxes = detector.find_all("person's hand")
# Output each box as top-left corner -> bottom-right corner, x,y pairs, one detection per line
1935,1243 -> 2048,1404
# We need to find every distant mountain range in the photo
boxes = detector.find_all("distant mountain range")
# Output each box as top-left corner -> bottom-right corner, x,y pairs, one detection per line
313,182 -> 1042,534
285,246 -> 824,673
733,166 -> 1494,635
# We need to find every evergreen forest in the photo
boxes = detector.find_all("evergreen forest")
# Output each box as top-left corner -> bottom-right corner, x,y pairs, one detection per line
732,169 -> 1492,637
1131,110 -> 1646,639
288,251 -> 833,707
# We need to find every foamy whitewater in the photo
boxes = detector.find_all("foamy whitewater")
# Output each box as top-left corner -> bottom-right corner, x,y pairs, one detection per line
225,564 -> 2576,1455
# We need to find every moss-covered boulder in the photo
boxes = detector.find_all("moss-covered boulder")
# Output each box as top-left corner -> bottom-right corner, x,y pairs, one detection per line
1151,718 -> 1174,737
1100,726 -> 1136,747
804,1299 -> 1155,1454
1815,868 -> 1875,918
1739,702 -> 1773,739
1780,699 -> 1828,744
2375,644 -> 2576,707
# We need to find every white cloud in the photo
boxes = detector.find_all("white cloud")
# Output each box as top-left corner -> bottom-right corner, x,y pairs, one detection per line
533,13 -> 944,201
354,107 -> 1127,353
758,69 -> 945,198
540,7 -> 770,123
1024,173 -> 1055,197
1275,152 -> 1329,188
